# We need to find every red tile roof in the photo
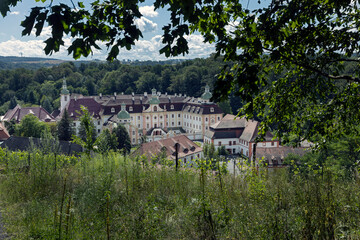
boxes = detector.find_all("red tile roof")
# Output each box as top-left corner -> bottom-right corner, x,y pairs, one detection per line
67,97 -> 102,119
2,105 -> 55,123
135,135 -> 202,160
0,122 -> 10,141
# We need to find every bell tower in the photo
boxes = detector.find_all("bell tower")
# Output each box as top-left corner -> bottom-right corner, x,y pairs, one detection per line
60,78 -> 70,112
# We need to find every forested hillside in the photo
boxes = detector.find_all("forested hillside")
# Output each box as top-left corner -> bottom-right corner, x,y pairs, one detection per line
0,56 -> 236,115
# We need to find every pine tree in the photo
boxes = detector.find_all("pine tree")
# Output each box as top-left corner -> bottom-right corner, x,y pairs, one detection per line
9,96 -> 17,109
113,124 -> 131,154
42,97 -> 53,113
57,109 -> 73,141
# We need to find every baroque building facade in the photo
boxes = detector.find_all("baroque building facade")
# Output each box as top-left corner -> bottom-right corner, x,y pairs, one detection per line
57,80 -> 223,144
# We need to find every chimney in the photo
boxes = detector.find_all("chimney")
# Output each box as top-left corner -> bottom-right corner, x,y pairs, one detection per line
179,93 -> 182,97
144,92 -> 147,97
175,93 -> 177,97
140,96 -> 143,104
99,93 -> 102,99
165,92 -> 168,96
132,92 -> 134,96
114,92 -> 117,99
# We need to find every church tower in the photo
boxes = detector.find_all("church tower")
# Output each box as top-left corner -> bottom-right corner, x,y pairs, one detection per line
60,78 -> 70,112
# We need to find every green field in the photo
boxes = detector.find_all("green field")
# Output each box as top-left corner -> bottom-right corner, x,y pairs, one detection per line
0,148 -> 360,239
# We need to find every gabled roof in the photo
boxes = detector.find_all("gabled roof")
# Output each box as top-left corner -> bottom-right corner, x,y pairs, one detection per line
0,122 -> 10,141
2,105 -> 55,123
135,135 -> 202,160
257,146 -> 309,161
67,97 -> 102,119
1,136 -> 83,155
207,114 -> 276,142
239,120 -> 259,142
210,114 -> 246,129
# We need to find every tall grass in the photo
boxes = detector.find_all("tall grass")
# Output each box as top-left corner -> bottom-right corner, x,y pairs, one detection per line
0,148 -> 360,239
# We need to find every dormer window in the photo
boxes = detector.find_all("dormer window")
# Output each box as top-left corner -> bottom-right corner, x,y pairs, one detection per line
210,107 -> 214,112
129,106 -> 133,111
111,107 -> 115,113
170,104 -> 174,110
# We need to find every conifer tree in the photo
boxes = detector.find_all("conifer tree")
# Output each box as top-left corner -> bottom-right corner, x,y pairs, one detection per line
113,124 -> 131,154
57,109 -> 73,141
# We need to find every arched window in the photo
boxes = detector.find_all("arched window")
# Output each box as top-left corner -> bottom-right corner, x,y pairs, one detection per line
170,104 -> 174,109
210,107 -> 214,112
129,106 -> 133,111
153,106 -> 157,111
111,107 -> 115,113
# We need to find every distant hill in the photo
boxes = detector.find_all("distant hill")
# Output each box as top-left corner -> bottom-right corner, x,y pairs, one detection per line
0,56 -> 189,70
0,56 -> 66,70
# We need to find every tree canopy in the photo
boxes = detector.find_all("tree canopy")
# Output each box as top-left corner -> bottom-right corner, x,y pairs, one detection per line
2,0 -> 360,145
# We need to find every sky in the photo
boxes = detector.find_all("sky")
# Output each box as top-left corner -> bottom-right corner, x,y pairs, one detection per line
0,0 -> 268,61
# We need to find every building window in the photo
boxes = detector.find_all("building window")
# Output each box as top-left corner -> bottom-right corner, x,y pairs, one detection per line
154,116 -> 157,120
132,131 -> 135,135
218,116 -> 220,121
153,106 -> 157,111
132,138 -> 135,143
172,122 -> 174,126
97,129 -> 100,133
263,142 -> 266,146
210,107 -> 214,112
178,121 -> 181,126
178,114 -> 180,117
233,141 -> 236,145
218,141 -> 222,146
98,121 -> 100,125
160,115 -> 163,119
171,105 -> 174,109
138,116 -> 140,120
111,107 -> 115,113
147,124 -> 149,128
129,106 -> 133,111
205,117 -> 208,122
147,116 -> 149,120
271,142 -> 275,146
172,114 -> 174,118
229,141 -> 232,146
138,124 -> 140,128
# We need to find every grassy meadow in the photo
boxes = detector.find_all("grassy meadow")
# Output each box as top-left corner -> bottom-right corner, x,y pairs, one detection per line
0,148 -> 360,239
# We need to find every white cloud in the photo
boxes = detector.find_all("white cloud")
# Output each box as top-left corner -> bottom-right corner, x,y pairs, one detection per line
9,11 -> 20,15
139,6 -> 158,18
31,26 -> 52,38
134,17 -> 157,33
0,36 -> 72,59
0,33 -> 214,61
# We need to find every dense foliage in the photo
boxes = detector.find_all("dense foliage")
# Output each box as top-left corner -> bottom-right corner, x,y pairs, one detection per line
0,149 -> 360,239
0,57 -> 237,115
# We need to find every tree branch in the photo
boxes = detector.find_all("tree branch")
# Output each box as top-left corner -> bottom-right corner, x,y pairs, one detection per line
264,47 -> 360,83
